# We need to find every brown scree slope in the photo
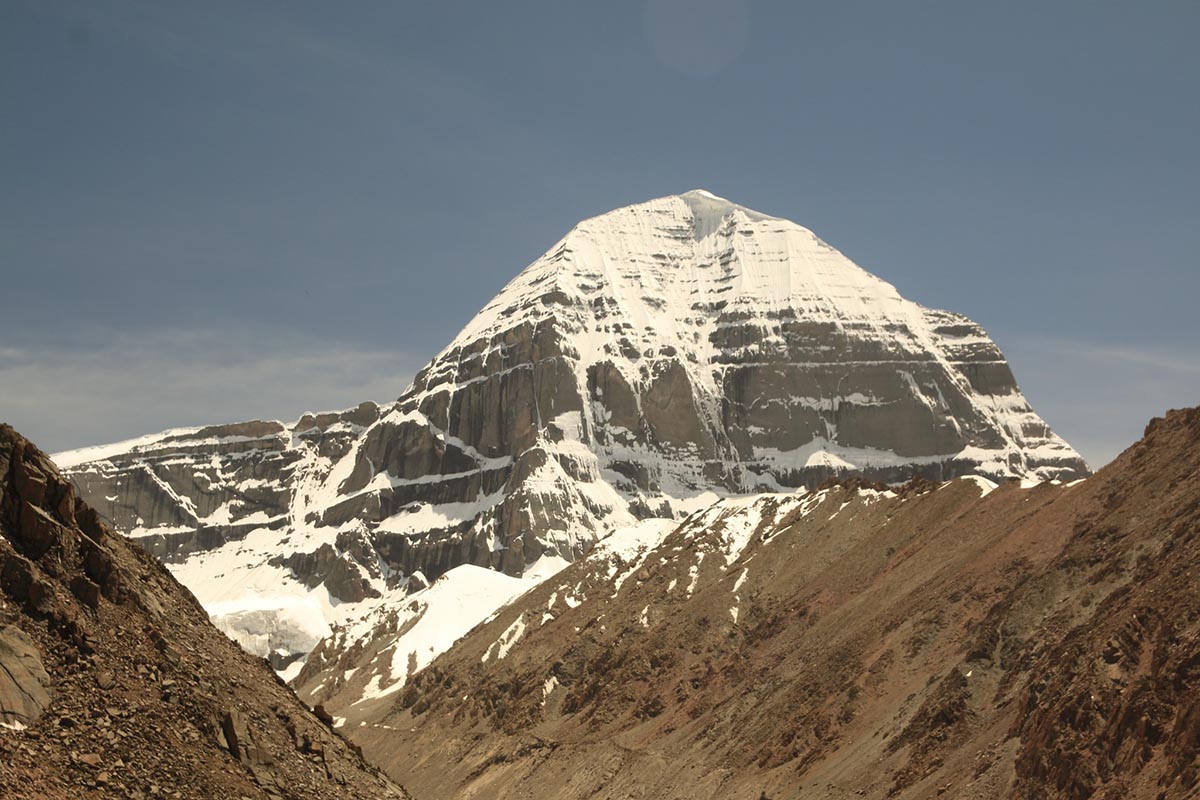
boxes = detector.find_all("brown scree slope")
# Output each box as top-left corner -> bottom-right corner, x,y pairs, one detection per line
0,424 -> 410,800
351,408 -> 1200,800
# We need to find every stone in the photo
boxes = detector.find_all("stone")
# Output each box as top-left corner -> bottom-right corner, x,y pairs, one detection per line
55,483 -> 78,528
70,575 -> 102,609
82,543 -> 118,598
218,709 -> 249,759
312,703 -> 335,727
0,554 -> 47,607
77,506 -> 107,544
0,625 -> 52,727
642,359 -> 717,454
13,452 -> 50,506
405,571 -> 430,594
17,502 -> 62,560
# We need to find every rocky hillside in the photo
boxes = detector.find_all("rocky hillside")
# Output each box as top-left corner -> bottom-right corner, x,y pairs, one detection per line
0,424 -> 409,799
349,407 -> 1200,800
54,190 -> 1088,675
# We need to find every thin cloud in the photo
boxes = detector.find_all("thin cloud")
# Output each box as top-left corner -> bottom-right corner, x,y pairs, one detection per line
1045,340 -> 1200,375
1001,335 -> 1200,469
0,346 -> 30,361
0,326 -> 418,454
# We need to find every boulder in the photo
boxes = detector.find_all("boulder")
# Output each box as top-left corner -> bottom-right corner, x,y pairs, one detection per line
0,624 -> 52,727
17,501 -> 62,560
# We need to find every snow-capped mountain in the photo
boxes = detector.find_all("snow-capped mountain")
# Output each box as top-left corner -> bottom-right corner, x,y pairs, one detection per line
53,190 -> 1088,676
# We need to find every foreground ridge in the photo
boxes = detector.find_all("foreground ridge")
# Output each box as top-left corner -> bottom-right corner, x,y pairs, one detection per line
353,408 -> 1199,800
0,425 -> 409,799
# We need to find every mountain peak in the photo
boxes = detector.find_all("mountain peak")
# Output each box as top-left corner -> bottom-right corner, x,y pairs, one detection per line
425,191 -> 1085,487
674,188 -> 774,238
576,190 -> 778,242
675,187 -> 755,212
446,189 -> 883,358
56,192 -> 1088,696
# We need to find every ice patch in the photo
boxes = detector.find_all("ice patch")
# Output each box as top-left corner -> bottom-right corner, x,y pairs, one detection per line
959,475 -> 999,497
483,614 -> 528,662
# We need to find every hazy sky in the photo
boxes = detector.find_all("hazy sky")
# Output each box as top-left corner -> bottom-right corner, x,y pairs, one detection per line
3,1 -> 1198,467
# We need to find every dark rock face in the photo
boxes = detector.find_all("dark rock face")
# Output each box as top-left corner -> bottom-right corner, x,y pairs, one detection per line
54,191 -> 1089,670
269,544 -> 380,604
0,624 -> 51,728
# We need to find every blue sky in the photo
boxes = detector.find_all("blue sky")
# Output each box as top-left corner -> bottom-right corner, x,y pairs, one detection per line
2,0 -> 1197,465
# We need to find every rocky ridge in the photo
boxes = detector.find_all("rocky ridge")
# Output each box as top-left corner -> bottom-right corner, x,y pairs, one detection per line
55,190 -> 1088,675
347,408 -> 1200,800
0,424 -> 409,799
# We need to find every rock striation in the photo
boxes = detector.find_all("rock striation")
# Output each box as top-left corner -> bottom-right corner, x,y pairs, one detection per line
0,624 -> 51,728
54,191 -> 1088,671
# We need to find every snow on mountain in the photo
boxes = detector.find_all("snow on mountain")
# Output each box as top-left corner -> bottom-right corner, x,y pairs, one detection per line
303,479 -> 910,727
53,190 -> 1089,680
344,416 -> 1198,800
296,555 -> 570,709
295,517 -> 678,721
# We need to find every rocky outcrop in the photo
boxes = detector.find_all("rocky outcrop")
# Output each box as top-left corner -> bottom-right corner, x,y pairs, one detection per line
0,424 -> 409,799
0,625 -> 51,728
269,543 -> 381,604
347,407 -> 1198,800
60,402 -> 381,564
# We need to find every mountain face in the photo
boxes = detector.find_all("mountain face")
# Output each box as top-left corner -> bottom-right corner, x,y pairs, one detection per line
0,425 -> 409,799
54,191 -> 1088,673
343,408 -> 1200,800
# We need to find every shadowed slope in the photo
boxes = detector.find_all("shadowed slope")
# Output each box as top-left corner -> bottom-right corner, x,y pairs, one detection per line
0,425 -> 409,799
